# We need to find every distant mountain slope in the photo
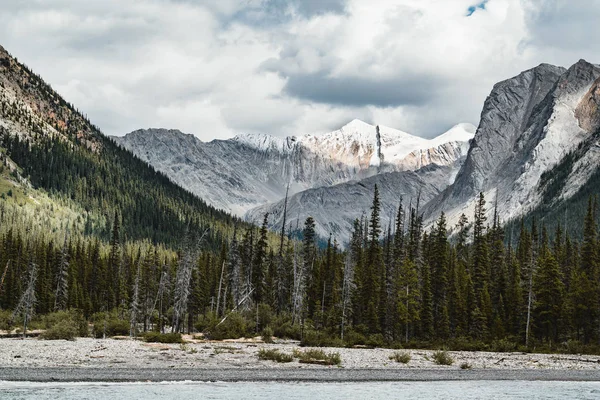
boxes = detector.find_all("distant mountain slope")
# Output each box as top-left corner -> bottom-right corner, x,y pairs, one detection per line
0,44 -> 238,248
245,163 -> 460,242
422,60 -> 600,231
115,121 -> 474,215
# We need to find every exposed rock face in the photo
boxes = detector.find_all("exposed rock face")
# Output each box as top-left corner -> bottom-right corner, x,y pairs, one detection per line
115,121 -> 473,216
423,60 -> 600,229
575,76 -> 600,133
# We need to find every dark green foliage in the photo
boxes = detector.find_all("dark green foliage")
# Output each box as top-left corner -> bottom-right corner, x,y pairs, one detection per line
460,362 -> 472,369
389,351 -> 411,363
206,313 -> 248,340
91,316 -> 129,338
293,348 -> 341,365
257,349 -> 293,363
143,332 -> 183,344
432,350 -> 454,365
40,310 -> 88,339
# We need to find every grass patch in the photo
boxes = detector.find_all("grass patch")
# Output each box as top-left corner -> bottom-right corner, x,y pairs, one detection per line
293,348 -> 342,365
432,350 -> 454,366
257,349 -> 293,363
389,351 -> 411,364
143,332 -> 183,344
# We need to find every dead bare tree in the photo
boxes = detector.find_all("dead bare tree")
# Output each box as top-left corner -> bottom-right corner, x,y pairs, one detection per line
12,260 -> 38,338
172,228 -> 208,333
228,233 -> 242,308
0,260 -> 10,295
148,268 -> 169,333
291,242 -> 305,325
340,251 -> 355,340
130,256 -> 142,338
215,261 -> 226,317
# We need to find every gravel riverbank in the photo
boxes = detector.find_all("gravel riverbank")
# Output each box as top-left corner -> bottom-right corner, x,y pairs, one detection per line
1,337 -> 600,382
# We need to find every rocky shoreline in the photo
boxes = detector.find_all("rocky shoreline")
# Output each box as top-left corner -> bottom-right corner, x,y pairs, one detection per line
1,337 -> 600,382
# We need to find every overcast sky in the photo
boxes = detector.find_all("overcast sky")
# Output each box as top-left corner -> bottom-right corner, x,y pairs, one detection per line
1,0 -> 599,140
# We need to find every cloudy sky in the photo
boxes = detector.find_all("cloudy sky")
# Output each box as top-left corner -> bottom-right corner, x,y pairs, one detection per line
1,0 -> 599,140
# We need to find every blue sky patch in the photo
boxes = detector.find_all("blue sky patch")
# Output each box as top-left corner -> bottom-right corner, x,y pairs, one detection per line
467,0 -> 489,16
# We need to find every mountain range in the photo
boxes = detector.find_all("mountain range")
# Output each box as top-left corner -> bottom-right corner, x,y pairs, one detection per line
117,59 -> 600,243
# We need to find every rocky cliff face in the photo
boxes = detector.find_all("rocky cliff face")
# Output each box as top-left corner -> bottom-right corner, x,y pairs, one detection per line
114,120 -> 474,216
423,60 -> 600,229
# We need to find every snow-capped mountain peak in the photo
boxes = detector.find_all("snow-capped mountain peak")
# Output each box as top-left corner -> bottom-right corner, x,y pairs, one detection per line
115,119 -> 473,216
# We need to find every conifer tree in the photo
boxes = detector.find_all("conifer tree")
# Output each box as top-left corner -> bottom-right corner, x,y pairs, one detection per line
251,214 -> 269,304
534,231 -> 564,343
364,185 -> 384,332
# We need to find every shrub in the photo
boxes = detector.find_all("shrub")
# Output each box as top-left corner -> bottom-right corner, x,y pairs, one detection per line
194,312 -> 218,333
40,320 -> 77,340
0,309 -> 12,331
258,349 -> 293,363
271,314 -> 302,340
143,332 -> 183,344
432,350 -> 454,366
389,351 -> 411,364
91,314 -> 129,338
343,329 -> 367,347
208,312 -> 248,340
40,310 -> 88,339
301,330 -> 344,348
366,333 -> 385,348
293,348 -> 341,365
460,362 -> 472,370
262,326 -> 274,344
490,339 -> 519,353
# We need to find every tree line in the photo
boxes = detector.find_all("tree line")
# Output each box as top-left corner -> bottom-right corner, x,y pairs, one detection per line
2,184 -> 600,350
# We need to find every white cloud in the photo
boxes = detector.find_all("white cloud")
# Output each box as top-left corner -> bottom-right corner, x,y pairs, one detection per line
0,0 -> 599,140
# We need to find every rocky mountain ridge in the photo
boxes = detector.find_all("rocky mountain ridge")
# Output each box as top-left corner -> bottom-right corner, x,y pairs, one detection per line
115,121 -> 474,216
422,59 -> 600,231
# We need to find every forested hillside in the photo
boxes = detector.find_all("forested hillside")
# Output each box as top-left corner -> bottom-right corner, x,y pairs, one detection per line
2,43 -> 600,355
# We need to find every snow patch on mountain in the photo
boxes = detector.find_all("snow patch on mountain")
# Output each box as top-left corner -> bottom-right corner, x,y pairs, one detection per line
116,120 -> 474,216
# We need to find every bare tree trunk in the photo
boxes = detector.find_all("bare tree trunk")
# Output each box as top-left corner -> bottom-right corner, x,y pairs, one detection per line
130,258 -> 141,338
340,253 -> 355,340
12,261 -> 38,338
525,272 -> 533,347
172,228 -> 208,333
215,262 -> 225,317
0,260 -> 10,295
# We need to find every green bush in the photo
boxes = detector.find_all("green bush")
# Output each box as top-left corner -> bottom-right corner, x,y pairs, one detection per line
91,315 -> 129,338
143,332 -> 183,343
0,309 -> 12,331
40,320 -> 77,340
41,310 -> 88,337
301,330 -> 344,348
389,351 -> 411,364
194,312 -> 218,333
257,348 -> 293,363
293,348 -> 341,365
262,326 -> 274,343
432,350 -> 454,366
343,329 -> 368,347
366,333 -> 385,348
208,312 -> 248,340
271,314 -> 302,340
446,337 -> 489,352
490,339 -> 519,353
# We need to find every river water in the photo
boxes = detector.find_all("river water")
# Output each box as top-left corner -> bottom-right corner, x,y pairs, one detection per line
1,380 -> 600,399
